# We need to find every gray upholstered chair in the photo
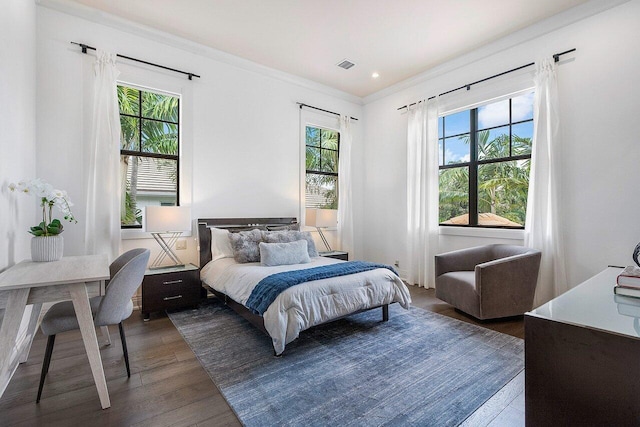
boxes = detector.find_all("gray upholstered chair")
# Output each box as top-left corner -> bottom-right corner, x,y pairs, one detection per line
36,248 -> 150,403
435,244 -> 541,320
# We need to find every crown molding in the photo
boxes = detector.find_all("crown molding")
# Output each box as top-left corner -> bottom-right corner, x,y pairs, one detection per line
37,0 -> 629,107
362,0 -> 631,105
36,0 -> 364,106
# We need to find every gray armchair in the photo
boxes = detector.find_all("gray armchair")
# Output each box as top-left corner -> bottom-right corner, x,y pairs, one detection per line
435,244 -> 541,320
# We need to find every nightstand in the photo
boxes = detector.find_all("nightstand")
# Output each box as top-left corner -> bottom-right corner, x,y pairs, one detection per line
141,263 -> 200,320
320,251 -> 349,261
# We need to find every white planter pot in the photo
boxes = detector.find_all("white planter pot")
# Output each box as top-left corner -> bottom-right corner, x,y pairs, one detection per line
31,235 -> 64,262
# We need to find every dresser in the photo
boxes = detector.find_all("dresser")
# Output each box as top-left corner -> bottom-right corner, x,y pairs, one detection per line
141,264 -> 201,320
525,267 -> 640,426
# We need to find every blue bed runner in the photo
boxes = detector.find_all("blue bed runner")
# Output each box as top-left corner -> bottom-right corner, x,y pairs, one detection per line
245,261 -> 398,315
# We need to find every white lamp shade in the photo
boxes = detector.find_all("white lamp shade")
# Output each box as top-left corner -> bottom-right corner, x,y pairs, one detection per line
306,208 -> 337,228
305,208 -> 317,227
146,206 -> 191,232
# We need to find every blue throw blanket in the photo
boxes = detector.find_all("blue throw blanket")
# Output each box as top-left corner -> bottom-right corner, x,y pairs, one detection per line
245,261 -> 398,315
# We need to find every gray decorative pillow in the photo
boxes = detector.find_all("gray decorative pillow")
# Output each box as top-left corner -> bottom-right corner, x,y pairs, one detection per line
259,240 -> 310,266
262,230 -> 318,257
266,223 -> 300,231
229,229 -> 264,263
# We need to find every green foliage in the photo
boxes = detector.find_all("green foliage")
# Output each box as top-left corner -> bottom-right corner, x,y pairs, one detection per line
439,130 -> 532,225
305,127 -> 339,208
306,174 -> 338,209
29,219 -> 63,236
118,86 -> 179,155
121,190 -> 142,226
439,168 -> 469,222
118,86 -> 179,225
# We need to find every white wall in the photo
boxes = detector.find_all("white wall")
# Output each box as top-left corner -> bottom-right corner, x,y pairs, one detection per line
1,0 -> 37,271
36,4 -> 364,266
361,0 -> 640,288
32,0 -> 640,291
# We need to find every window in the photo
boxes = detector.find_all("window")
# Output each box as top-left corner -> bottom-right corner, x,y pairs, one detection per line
118,85 -> 180,228
438,92 -> 533,228
305,126 -> 339,209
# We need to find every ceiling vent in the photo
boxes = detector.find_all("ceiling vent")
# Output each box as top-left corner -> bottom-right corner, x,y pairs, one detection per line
336,59 -> 356,70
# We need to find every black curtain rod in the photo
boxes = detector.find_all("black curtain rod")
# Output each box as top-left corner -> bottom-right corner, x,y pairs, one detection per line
397,48 -> 576,111
71,42 -> 201,80
297,103 -> 358,121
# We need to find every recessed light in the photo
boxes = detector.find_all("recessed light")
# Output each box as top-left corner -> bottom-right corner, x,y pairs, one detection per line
372,72 -> 380,79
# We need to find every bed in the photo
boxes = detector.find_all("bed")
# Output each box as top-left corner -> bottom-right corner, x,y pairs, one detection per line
198,217 -> 411,355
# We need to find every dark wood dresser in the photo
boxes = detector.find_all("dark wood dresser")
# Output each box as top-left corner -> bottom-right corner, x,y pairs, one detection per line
525,267 -> 640,425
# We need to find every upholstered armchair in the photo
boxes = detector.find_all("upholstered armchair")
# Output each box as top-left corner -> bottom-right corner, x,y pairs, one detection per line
435,244 -> 541,320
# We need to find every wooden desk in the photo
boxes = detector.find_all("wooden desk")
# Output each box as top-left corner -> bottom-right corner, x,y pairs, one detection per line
525,267 -> 640,425
0,255 -> 111,409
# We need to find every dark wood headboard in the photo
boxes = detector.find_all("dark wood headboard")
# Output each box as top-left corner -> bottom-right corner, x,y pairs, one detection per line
197,217 -> 297,267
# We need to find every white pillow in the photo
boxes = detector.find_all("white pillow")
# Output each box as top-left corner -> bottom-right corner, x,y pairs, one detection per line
259,240 -> 311,266
210,227 -> 234,262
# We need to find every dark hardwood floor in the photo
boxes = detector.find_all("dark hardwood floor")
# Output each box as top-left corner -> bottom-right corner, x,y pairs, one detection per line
0,286 -> 524,426
409,286 -> 524,339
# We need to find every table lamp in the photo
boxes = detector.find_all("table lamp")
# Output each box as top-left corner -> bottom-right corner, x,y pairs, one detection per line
305,208 -> 337,252
146,206 -> 191,269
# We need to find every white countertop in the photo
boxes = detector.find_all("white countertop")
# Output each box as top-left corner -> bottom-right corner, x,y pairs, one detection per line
528,267 -> 640,339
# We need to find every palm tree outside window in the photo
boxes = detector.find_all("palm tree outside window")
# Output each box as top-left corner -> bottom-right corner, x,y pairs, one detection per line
117,85 -> 180,228
305,126 -> 339,209
438,92 -> 534,228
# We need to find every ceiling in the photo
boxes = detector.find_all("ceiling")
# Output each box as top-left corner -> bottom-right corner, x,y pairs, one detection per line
67,0 -> 588,98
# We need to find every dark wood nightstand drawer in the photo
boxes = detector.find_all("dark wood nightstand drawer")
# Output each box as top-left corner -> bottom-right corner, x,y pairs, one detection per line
142,265 -> 200,319
320,251 -> 349,261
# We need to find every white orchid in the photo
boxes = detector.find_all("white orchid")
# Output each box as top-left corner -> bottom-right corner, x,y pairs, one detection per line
51,189 -> 65,199
8,178 -> 77,236
36,184 -> 54,199
15,181 -> 30,193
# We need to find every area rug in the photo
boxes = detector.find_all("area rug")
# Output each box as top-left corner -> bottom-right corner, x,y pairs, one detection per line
168,300 -> 523,427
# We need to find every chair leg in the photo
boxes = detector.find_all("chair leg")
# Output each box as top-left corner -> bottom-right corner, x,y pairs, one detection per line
118,322 -> 130,377
101,325 -> 111,346
36,334 -> 56,403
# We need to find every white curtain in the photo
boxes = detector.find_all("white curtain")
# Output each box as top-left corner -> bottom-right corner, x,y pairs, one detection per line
406,99 -> 439,288
525,58 -> 568,306
85,50 -> 122,261
338,115 -> 354,254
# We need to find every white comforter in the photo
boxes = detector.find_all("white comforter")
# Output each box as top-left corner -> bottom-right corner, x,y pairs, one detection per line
201,256 -> 411,354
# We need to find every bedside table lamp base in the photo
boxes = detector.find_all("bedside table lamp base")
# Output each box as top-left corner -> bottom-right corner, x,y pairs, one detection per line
150,232 -> 185,269
316,228 -> 332,252
145,206 -> 191,270
306,208 -> 337,253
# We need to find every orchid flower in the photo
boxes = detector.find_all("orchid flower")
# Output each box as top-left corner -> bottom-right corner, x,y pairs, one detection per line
8,178 -> 77,236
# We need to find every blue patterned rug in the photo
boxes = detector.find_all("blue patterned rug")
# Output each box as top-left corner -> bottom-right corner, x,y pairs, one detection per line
168,300 -> 523,426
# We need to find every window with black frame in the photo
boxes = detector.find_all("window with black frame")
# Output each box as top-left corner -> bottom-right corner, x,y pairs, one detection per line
438,91 -> 534,228
305,126 -> 339,209
118,85 -> 180,228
